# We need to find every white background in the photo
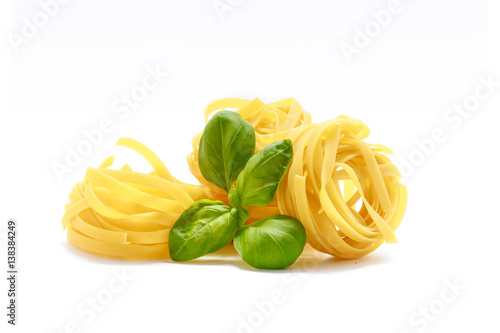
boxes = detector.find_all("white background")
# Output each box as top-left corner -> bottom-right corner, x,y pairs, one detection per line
1,0 -> 500,332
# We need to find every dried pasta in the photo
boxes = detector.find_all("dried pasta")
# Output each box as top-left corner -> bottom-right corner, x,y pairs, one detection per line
277,117 -> 407,258
62,138 -> 209,260
62,98 -> 407,260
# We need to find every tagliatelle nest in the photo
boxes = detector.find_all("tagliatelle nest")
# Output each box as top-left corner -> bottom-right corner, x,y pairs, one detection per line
277,117 -> 407,259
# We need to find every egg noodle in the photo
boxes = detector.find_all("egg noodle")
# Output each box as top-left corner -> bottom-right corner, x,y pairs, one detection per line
62,98 -> 407,260
62,138 -> 209,259
277,117 -> 407,259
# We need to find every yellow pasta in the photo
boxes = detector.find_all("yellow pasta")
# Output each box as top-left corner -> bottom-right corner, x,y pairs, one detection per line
62,138 -> 210,260
277,117 -> 407,259
63,98 -> 407,261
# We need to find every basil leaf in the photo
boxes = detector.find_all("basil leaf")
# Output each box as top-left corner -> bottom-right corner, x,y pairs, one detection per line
234,215 -> 306,269
198,111 -> 255,192
168,200 -> 238,262
228,185 -> 241,207
235,139 -> 293,207
233,205 -> 249,229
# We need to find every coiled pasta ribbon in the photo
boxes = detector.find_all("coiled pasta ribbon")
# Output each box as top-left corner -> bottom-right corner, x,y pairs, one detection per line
277,117 -> 408,259
62,138 -> 210,259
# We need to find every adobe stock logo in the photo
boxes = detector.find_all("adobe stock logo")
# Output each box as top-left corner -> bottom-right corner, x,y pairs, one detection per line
53,269 -> 134,333
339,0 -> 403,64
394,74 -> 499,180
51,65 -> 168,182
235,252 -> 322,333
7,0 -> 73,53
399,278 -> 466,333
212,0 -> 244,21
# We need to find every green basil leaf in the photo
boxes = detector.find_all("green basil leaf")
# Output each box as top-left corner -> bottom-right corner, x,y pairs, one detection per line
228,185 -> 240,207
168,200 -> 237,262
235,139 -> 293,207
233,205 -> 249,229
234,215 -> 306,269
198,111 -> 256,192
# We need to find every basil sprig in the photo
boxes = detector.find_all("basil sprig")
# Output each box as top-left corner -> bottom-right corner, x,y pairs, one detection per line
168,111 -> 306,269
